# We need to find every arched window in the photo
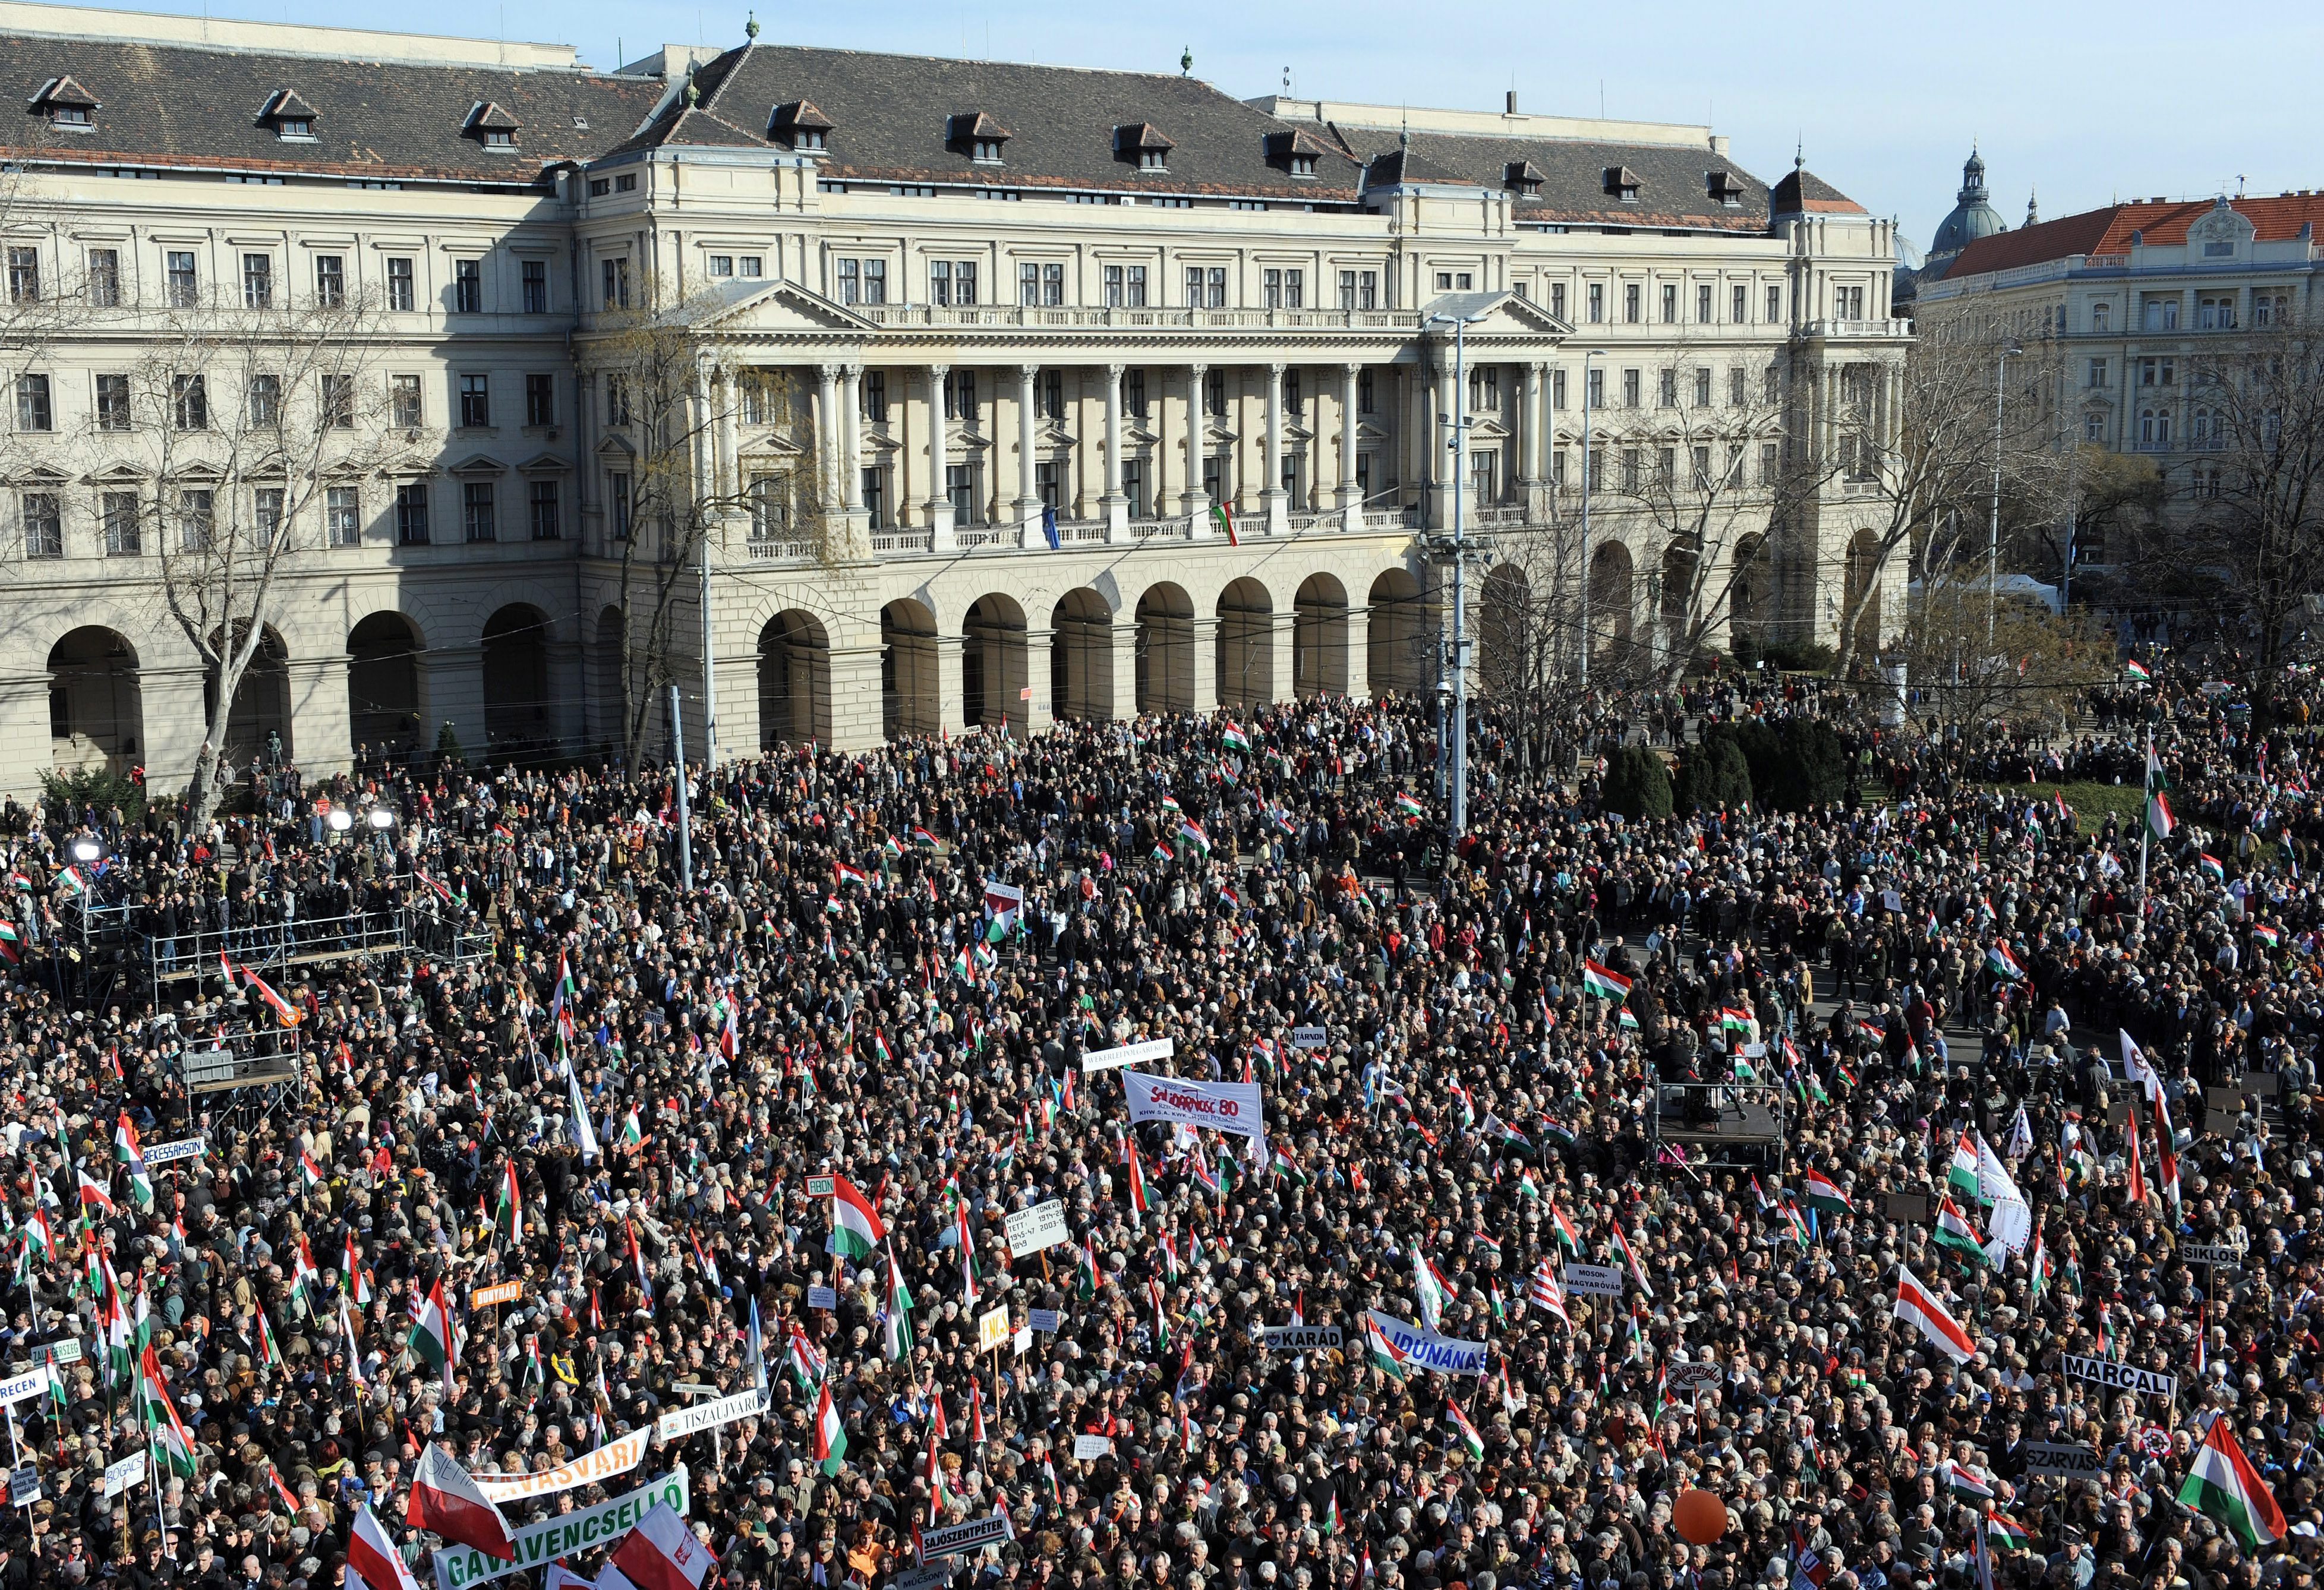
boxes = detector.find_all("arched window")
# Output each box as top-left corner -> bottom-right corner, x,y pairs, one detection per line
2090,302 -> 2111,333
2139,408 -> 2171,449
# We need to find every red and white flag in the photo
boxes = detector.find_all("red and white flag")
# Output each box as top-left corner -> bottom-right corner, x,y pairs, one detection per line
406,1443 -> 516,1561
346,1501 -> 424,1590
600,1503 -> 718,1590
1893,1264 -> 1975,1363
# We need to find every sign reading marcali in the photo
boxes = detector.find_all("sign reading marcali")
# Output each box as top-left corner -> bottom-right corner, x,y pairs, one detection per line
2057,1353 -> 2177,1399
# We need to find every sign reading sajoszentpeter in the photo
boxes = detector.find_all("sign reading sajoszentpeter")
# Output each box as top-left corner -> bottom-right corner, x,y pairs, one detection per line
2057,1354 -> 2177,1399
1365,1310 -> 1487,1376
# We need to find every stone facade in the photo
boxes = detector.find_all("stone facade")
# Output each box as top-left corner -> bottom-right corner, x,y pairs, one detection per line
0,2 -> 1903,794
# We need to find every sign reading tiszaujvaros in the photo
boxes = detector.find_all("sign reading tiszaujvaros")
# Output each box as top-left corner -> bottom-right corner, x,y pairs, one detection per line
1263,1324 -> 1343,1352
433,1467 -> 688,1590
2022,1441 -> 2104,1480
2057,1354 -> 2178,1400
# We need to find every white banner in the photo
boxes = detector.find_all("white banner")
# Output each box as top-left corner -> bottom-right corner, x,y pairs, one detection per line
654,1389 -> 766,1443
142,1138 -> 205,1168
1364,1310 -> 1487,1376
102,1454 -> 145,1499
1082,1037 -> 1173,1074
474,1427 -> 649,1502
434,1467 -> 688,1590
983,880 -> 1024,925
919,1513 -> 1015,1562
0,1367 -> 55,1408
1122,1070 -> 1266,1154
1003,1199 -> 1070,1258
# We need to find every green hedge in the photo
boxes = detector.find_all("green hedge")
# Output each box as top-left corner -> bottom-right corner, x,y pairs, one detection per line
1601,744 -> 1673,821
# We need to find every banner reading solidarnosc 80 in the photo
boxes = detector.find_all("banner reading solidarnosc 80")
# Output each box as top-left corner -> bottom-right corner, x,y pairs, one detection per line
1122,1071 -> 1266,1157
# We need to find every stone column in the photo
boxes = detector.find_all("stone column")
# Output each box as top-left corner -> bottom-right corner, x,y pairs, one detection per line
1345,607 -> 1371,700
1269,611 -> 1298,706
925,364 -> 956,548
1262,362 -> 1287,535
1016,363 -> 1040,545
815,365 -> 840,507
1183,363 -> 1211,535
827,645 -> 887,752
932,633 -> 969,738
288,652 -> 355,776
1338,363 -> 1361,513
839,367 -> 864,512
1521,362 -> 1544,494
716,370 -> 742,501
1109,623 -> 1141,724
691,358 -> 715,507
1101,363 -> 1129,542
1024,628 -> 1057,734
1190,616 -> 1222,714
1430,354 -> 1457,529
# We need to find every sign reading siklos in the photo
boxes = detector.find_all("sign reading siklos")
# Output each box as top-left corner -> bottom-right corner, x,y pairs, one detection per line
433,1467 -> 689,1590
1664,1361 -> 1720,1395
1003,1200 -> 1070,1258
2057,1354 -> 2177,1400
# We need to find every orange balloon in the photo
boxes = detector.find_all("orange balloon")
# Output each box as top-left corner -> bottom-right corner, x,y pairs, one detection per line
1672,1490 -> 1727,1547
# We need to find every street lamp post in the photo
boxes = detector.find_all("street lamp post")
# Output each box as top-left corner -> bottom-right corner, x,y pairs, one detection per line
1986,337 -> 2024,645
1426,308 -> 1487,838
1578,350 -> 1601,687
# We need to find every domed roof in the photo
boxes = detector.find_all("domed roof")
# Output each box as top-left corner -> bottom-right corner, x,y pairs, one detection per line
1930,144 -> 2006,257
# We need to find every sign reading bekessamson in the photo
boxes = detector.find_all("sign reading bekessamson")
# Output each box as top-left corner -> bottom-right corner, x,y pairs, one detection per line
1364,1310 -> 1488,1377
1122,1070 -> 1266,1154
2057,1354 -> 2177,1400
433,1467 -> 688,1590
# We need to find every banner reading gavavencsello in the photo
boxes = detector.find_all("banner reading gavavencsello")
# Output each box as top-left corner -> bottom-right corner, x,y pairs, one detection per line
1366,1310 -> 1489,1376
433,1467 -> 688,1590
1122,1071 -> 1266,1156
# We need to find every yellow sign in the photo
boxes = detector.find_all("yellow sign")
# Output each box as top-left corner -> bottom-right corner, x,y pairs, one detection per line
977,1305 -> 1010,1352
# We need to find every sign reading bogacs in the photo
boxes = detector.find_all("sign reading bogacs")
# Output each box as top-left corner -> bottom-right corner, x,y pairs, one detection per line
434,1467 -> 688,1590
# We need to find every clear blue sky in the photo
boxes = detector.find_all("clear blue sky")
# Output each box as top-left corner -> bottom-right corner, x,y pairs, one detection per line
116,0 -> 2320,246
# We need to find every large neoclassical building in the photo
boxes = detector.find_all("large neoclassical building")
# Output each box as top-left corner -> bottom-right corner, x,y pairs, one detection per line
0,0 -> 1903,788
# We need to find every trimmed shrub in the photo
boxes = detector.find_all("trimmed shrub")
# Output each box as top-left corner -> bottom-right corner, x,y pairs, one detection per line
1600,743 -> 1673,822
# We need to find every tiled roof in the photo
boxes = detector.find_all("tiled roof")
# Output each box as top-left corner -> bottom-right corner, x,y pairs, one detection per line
1944,193 -> 2324,279
682,41 -> 1367,200
1770,166 -> 1863,217
1330,124 -> 1774,231
1,33 -> 661,183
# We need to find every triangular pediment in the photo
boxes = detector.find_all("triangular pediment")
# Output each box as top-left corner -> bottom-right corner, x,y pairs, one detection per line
1419,289 -> 1571,339
688,279 -> 878,334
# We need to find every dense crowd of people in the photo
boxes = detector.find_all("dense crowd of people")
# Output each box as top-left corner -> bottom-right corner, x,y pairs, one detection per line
0,658 -> 2317,1590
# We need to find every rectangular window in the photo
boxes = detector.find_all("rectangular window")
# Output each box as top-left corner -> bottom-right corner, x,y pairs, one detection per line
1339,269 -> 1357,311
1022,262 -> 1040,307
459,374 -> 490,428
863,259 -> 887,305
1358,368 -> 1374,415
1124,265 -> 1144,308
177,488 -> 214,550
609,474 -> 632,540
321,373 -> 354,428
1658,370 -> 1677,408
1105,264 -> 1124,307
1263,269 -> 1281,310
241,253 -> 272,309
956,261 -> 979,307
1124,460 -> 1147,519
326,485 -> 361,547
747,473 -> 785,542
1694,367 -> 1711,407
172,374 -> 207,430
1550,283 -> 1566,320
601,257 -> 629,310
20,493 -> 59,559
1697,283 -> 1713,323
1625,283 -> 1641,323
314,254 -> 345,307
862,467 -> 886,529
87,247 -> 118,308
253,487 -> 283,545
1284,269 -> 1303,309
1759,443 -> 1779,487
739,255 -> 763,279
244,372 -> 280,427
1621,447 -> 1641,492
1125,369 -> 1147,419
1692,445 -> 1711,489
1552,368 -> 1568,409
528,479 -> 561,540
525,373 -> 555,427
604,374 -> 631,425
2084,412 -> 2105,443
14,374 -> 49,432
453,258 -> 481,314
945,369 -> 978,424
1733,284 -> 1747,323
395,482 -> 430,545
1043,263 -> 1064,306
932,260 -> 952,305
101,490 -> 138,555
1764,365 -> 1780,405
462,481 -> 496,542
390,374 -> 422,430
2087,358 -> 2108,389
521,259 -> 548,314
862,371 -> 887,422
386,257 -> 414,313
945,464 -> 977,525
1623,369 -> 1640,408
1585,368 -> 1603,410
1043,370 -> 1064,422
1660,283 -> 1676,323
1185,266 -> 1204,308
92,373 -> 129,432
1730,367 -> 1746,407
5,247 -> 37,304
165,250 -> 198,308
1205,370 -> 1225,417
1766,285 -> 1782,323
1587,283 -> 1604,323
838,259 -> 860,305
708,255 -> 735,279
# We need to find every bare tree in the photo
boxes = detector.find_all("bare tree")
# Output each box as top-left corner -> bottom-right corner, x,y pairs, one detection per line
584,276 -> 831,768
1831,303 -> 2067,674
2114,313 -> 2324,727
1475,519 -> 1589,774
1893,561 -> 2112,732
106,274 -> 414,824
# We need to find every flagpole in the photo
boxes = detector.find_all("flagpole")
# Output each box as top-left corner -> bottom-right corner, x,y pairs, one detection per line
2137,723 -> 2152,907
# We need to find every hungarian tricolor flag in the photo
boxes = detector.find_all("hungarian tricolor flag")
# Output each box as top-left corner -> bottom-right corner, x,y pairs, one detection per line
346,1501 -> 424,1590
408,1277 -> 458,1375
1444,1398 -> 1486,1460
829,1175 -> 886,1260
1364,1317 -> 1409,1382
1893,1264 -> 1974,1362
1394,791 -> 1426,821
1985,942 -> 2025,981
1211,502 -> 1238,545
407,1443 -> 516,1560
494,1160 -> 523,1246
2146,744 -> 2175,839
1802,1169 -> 1850,1214
2177,1417 -> 2284,1550
1581,961 -> 1631,1002
815,1375 -> 847,1475
1551,1202 -> 1584,1254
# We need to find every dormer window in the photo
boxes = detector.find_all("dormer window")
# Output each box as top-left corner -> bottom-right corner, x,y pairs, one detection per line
465,101 -> 521,152
1506,160 -> 1544,197
948,111 -> 1011,166
1603,165 -> 1641,202
1264,128 -> 1327,179
1115,123 -> 1175,173
1706,169 -> 1745,209
770,99 -> 833,153
29,75 -> 99,131
260,89 -> 318,143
